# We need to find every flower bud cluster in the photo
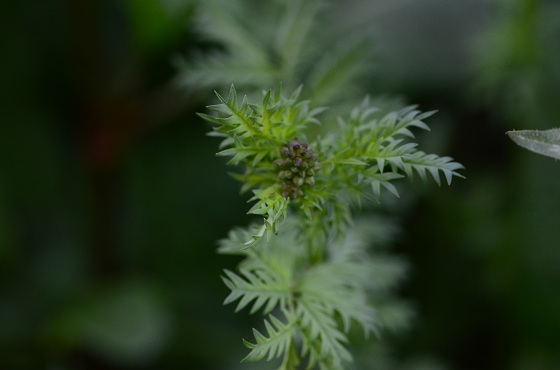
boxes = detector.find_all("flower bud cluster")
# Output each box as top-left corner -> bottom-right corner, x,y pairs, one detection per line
274,138 -> 320,199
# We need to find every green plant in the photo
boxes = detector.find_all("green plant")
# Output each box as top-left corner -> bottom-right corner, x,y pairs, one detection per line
199,85 -> 463,369
507,128 -> 560,160
174,0 -> 372,108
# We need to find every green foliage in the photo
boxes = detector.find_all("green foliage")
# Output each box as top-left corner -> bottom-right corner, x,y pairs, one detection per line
199,85 -> 323,248
175,0 -> 371,107
507,128 -> 560,160
218,219 -> 409,369
200,86 -> 463,251
200,85 -> 463,368
186,0 -> 464,368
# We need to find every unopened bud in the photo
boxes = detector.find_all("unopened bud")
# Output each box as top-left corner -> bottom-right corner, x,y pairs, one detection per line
292,176 -> 304,186
276,138 -> 319,199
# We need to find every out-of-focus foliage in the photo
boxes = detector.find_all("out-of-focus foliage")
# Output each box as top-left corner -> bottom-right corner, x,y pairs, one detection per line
1,0 -> 560,369
507,129 -> 560,160
174,0 -> 373,109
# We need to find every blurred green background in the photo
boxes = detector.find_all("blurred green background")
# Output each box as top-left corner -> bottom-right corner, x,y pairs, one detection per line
1,0 -> 560,369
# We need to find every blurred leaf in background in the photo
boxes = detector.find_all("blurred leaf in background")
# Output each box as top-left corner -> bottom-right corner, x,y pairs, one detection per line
174,0 -> 375,111
507,128 -> 560,160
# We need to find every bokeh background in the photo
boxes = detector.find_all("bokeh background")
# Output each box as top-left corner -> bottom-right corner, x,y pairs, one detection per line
2,0 -> 560,369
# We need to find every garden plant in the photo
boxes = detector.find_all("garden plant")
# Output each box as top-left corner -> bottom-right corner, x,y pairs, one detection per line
182,0 -> 465,368
199,86 -> 463,368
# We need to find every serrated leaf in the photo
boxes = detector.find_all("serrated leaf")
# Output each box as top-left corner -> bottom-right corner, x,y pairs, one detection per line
221,268 -> 290,314
298,262 -> 378,337
242,313 -> 296,363
296,298 -> 352,368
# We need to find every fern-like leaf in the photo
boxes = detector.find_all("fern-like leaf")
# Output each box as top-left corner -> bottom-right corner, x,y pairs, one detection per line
242,313 -> 297,363
299,262 -> 378,336
297,297 -> 352,369
402,151 -> 465,185
244,188 -> 289,248
222,268 -> 290,314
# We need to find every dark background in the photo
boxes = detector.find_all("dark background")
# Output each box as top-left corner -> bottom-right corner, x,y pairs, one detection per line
1,0 -> 559,369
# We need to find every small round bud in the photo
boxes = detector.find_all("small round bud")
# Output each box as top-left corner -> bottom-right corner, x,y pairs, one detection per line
292,176 -> 304,186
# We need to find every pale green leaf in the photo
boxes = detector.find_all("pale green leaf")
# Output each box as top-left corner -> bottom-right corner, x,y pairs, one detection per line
221,269 -> 290,314
298,262 -> 378,337
507,128 -> 560,160
242,313 -> 296,363
335,159 -> 368,166
297,298 -> 352,368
